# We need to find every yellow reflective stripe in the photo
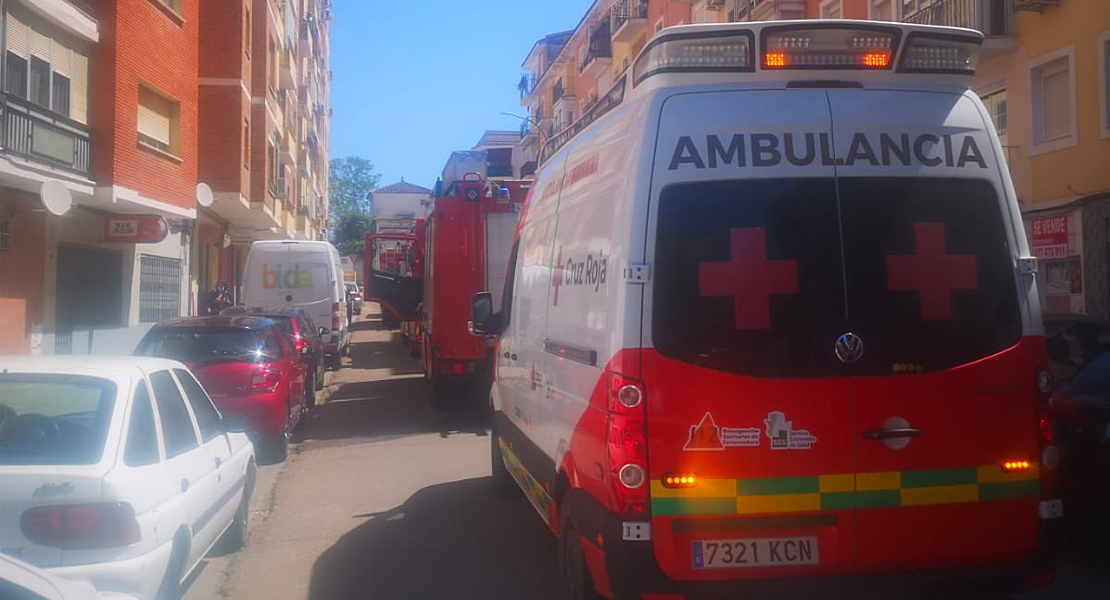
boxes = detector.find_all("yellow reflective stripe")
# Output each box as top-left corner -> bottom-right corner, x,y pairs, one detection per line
856,471 -> 900,491
650,478 -> 737,498
818,473 -> 854,493
976,464 -> 1039,484
900,484 -> 979,506
735,493 -> 821,515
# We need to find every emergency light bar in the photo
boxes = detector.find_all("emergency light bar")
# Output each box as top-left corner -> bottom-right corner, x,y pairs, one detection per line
634,31 -> 754,85
762,26 -> 897,70
631,21 -> 983,87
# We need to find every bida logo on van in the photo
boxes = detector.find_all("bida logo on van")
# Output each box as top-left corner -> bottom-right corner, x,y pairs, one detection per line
668,131 -> 988,171
262,264 -> 314,290
551,248 -> 608,306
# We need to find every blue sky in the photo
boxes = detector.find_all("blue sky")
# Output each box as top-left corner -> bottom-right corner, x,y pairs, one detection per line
329,0 -> 594,189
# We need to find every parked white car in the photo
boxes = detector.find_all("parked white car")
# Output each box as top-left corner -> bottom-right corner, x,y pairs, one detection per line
0,357 -> 256,600
0,553 -> 139,600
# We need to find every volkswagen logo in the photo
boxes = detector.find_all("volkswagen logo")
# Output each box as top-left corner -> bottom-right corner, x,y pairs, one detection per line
834,332 -> 864,364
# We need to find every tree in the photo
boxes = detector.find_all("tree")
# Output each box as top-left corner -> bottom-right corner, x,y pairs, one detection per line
332,212 -> 373,257
328,156 -> 380,222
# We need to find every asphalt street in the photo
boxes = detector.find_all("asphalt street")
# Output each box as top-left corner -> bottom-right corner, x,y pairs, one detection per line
180,304 -> 1110,600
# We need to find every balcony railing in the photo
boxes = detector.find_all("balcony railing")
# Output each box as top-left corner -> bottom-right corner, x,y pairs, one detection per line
580,17 -> 613,74
65,0 -> 97,18
903,0 -> 1013,36
611,0 -> 649,43
553,80 -> 565,103
1,93 -> 91,176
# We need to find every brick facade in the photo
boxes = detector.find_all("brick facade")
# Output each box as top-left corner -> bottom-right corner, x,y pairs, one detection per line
198,0 -> 253,199
92,0 -> 199,210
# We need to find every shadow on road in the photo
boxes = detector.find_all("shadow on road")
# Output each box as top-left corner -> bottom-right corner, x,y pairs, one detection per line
307,477 -> 561,600
297,322 -> 489,445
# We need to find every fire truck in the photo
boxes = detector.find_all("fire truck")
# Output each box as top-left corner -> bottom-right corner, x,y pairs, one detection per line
420,171 -> 530,406
364,228 -> 422,330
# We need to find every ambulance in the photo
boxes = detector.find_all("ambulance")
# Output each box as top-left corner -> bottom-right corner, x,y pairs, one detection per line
469,20 -> 1062,599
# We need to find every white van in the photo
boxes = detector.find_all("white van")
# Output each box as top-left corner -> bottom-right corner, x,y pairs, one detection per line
471,21 -> 1060,599
242,241 -> 348,369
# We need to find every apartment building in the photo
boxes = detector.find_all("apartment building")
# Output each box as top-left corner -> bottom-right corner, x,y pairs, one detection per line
1,0 -> 199,354
195,0 -> 330,304
520,0 -> 1110,317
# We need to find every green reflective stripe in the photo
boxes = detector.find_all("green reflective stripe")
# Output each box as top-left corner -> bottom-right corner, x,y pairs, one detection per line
735,475 -> 819,496
979,479 -> 1039,501
899,467 -> 978,489
853,489 -> 902,509
819,491 -> 856,510
652,497 -> 736,516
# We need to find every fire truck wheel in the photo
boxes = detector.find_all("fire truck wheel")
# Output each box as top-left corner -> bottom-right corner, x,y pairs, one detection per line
326,353 -> 341,371
490,418 -> 515,497
382,312 -> 399,329
559,507 -> 601,600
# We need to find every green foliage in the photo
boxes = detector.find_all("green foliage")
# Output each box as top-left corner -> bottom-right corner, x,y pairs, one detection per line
332,212 -> 373,257
329,156 -> 380,221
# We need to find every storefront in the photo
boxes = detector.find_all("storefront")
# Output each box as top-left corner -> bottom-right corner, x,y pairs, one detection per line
1023,193 -> 1110,320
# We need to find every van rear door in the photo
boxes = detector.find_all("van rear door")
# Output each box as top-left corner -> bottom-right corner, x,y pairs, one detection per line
827,89 -> 1040,572
646,89 -> 855,581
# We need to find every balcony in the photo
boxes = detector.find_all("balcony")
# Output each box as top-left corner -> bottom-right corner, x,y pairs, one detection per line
611,0 -> 648,44
1,92 -> 91,177
579,18 -> 613,79
280,47 -> 298,91
903,0 -> 1015,58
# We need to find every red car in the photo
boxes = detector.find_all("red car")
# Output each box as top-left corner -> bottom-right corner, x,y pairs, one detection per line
136,316 -> 307,462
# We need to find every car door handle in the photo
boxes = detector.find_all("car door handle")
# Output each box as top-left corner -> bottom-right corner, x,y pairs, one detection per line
180,478 -> 190,493
862,427 -> 921,441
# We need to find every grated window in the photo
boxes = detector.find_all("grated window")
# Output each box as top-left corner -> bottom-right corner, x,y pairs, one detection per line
139,254 -> 181,323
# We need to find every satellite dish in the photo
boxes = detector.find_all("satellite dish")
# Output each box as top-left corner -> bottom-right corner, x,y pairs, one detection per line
40,181 -> 73,216
196,183 -> 214,208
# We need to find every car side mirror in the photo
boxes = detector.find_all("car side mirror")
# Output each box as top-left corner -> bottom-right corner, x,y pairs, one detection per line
222,415 -> 248,434
319,326 -> 330,336
469,292 -> 498,337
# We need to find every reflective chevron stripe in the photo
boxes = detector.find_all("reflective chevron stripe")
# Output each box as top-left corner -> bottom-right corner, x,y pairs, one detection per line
650,465 -> 1039,516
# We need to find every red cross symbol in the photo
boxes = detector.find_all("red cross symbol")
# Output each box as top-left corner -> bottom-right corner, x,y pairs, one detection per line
551,246 -> 564,306
886,222 -> 978,321
699,227 -> 799,330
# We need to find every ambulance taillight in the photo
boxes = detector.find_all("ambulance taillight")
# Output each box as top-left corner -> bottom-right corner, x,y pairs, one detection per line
606,371 -> 647,516
1034,365 -> 1062,498
898,33 -> 980,74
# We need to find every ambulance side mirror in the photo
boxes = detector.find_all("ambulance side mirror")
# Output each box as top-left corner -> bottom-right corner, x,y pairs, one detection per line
469,292 -> 498,337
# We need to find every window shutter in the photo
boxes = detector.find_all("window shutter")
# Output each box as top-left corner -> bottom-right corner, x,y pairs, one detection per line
70,51 -> 88,123
5,11 -> 30,58
1041,62 -> 1070,140
138,86 -> 172,145
29,23 -> 51,61
51,38 -> 72,77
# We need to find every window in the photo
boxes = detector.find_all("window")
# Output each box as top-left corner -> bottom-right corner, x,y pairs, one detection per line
820,0 -> 842,19
269,39 -> 278,92
0,218 -> 11,251
1099,31 -> 1109,139
1029,48 -> 1077,154
244,119 -> 251,168
262,329 -> 284,358
4,52 -> 28,97
652,177 -> 1021,378
149,370 -> 198,458
245,8 -> 252,58
0,374 -> 116,466
137,84 -> 179,155
174,369 -> 221,442
981,88 -> 1008,148
29,56 -> 50,107
869,0 -> 893,21
52,73 -> 70,117
139,255 -> 182,323
267,140 -> 279,190
154,0 -> 181,13
124,382 -> 160,466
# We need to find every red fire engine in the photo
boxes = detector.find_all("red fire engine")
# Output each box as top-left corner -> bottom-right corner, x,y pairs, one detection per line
420,173 -> 529,405
364,229 -> 422,330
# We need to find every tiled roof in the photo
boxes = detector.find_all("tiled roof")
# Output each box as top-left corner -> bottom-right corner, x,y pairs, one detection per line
372,181 -> 433,195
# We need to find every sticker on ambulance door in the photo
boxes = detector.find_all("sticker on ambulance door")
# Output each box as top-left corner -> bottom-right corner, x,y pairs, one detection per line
764,411 -> 816,450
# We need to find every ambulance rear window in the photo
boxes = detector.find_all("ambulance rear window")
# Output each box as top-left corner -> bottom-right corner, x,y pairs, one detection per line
652,177 -> 1022,378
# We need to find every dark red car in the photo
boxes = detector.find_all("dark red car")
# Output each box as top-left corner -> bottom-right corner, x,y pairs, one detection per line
222,306 -> 326,406
135,316 -> 307,462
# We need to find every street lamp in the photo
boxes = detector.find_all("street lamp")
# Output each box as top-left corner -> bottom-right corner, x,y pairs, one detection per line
501,111 -> 548,146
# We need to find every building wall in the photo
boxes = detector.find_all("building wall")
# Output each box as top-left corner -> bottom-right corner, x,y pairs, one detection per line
0,191 -> 47,355
199,0 -> 252,82
199,85 -> 252,197
92,0 -> 200,210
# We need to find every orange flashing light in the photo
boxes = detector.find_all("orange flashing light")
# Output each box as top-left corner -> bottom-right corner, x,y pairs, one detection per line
663,474 -> 697,488
862,52 -> 891,68
1001,460 -> 1032,473
764,52 -> 786,69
